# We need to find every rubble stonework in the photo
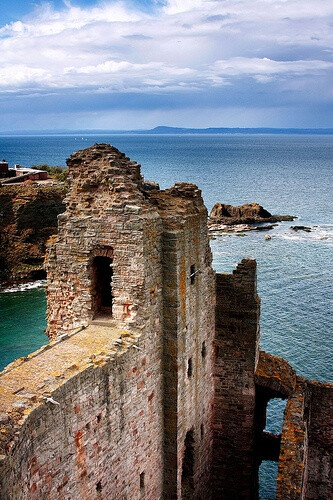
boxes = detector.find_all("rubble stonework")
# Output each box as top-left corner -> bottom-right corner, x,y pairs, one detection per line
0,144 -> 332,499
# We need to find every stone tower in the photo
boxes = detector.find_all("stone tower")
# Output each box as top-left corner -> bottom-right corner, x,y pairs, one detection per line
45,143 -> 216,498
46,144 -> 163,338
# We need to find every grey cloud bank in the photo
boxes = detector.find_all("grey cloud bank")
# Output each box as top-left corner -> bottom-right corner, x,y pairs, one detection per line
0,0 -> 332,130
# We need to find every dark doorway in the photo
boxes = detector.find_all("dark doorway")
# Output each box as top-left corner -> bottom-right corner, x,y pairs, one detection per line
181,429 -> 195,499
92,256 -> 113,315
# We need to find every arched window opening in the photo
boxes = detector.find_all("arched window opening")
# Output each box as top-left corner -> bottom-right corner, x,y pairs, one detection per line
258,398 -> 287,498
187,358 -> 193,378
92,256 -> 113,316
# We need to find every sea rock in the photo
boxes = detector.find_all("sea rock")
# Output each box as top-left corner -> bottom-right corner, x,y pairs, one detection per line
208,223 -> 277,234
208,202 -> 296,228
290,225 -> 312,232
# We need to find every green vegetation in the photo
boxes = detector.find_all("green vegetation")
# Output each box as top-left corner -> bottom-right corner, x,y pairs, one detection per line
31,164 -> 68,182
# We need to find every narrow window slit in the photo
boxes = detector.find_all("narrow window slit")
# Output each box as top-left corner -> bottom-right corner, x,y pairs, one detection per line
140,472 -> 145,495
201,341 -> 207,359
187,358 -> 193,378
190,264 -> 196,284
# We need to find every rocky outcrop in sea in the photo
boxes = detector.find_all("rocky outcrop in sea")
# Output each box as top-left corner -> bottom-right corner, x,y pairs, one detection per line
208,202 -> 296,232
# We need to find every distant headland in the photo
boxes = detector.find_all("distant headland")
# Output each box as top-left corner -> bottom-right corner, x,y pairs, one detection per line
1,126 -> 333,135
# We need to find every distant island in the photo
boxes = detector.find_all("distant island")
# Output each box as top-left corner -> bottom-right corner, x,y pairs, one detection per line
1,126 -> 333,135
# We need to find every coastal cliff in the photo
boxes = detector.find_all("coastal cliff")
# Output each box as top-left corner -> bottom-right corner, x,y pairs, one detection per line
0,183 -> 67,283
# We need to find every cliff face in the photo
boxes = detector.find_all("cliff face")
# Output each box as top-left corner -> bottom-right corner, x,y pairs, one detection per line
0,183 -> 67,283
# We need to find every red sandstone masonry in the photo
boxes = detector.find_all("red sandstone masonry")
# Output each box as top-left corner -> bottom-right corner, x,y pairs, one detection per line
276,378 -> 307,499
0,145 -> 216,499
150,184 -> 215,499
213,258 -> 260,499
255,351 -> 297,398
304,381 -> 333,498
277,378 -> 333,500
254,351 -> 297,466
46,144 -> 161,339
0,327 -> 164,499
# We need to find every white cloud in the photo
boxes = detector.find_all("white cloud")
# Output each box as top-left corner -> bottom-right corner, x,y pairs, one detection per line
0,2 -> 144,37
163,0 -> 206,15
0,0 -> 332,107
0,64 -> 50,87
210,57 -> 333,80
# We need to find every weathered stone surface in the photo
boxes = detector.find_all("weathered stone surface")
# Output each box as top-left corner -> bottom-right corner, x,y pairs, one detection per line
0,325 -> 164,499
254,351 -> 297,474
213,258 -> 260,499
303,381 -> 333,499
277,378 -> 333,500
255,350 -> 297,398
1,143 -> 215,499
276,378 -> 307,499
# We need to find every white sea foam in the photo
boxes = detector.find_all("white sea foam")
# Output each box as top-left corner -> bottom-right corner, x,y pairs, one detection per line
273,225 -> 333,244
0,280 -> 46,294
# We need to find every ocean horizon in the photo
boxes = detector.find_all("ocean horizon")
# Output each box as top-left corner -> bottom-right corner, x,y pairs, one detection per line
1,126 -> 333,136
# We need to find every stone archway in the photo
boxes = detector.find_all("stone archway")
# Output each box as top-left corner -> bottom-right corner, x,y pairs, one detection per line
90,247 -> 114,318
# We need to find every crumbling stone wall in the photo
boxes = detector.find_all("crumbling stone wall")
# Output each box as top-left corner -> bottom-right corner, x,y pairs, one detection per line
150,184 -> 215,499
213,258 -> 260,498
46,144 -> 163,339
42,144 -> 215,498
304,381 -> 333,498
276,378 -> 333,499
276,378 -> 307,499
0,325 -> 164,499
254,351 -> 297,465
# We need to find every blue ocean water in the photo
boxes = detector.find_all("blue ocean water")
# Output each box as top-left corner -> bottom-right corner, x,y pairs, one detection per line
0,284 -> 47,369
0,134 -> 332,498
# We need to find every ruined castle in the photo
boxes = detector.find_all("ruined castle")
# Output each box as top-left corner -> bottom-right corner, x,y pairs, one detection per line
0,144 -> 331,499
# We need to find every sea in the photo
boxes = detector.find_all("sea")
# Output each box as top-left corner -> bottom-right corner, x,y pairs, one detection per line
0,133 -> 332,498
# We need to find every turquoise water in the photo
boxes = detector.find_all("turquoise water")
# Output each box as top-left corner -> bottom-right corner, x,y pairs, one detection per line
0,134 -> 332,498
0,286 -> 47,370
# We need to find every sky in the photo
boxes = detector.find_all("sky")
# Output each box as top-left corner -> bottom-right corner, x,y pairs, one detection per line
0,0 -> 333,131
